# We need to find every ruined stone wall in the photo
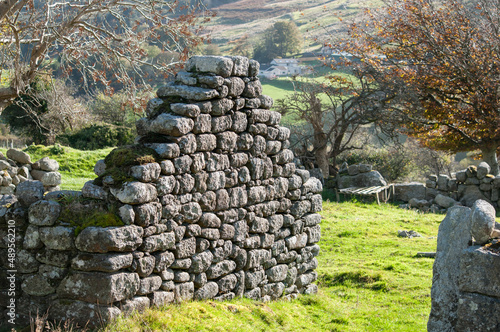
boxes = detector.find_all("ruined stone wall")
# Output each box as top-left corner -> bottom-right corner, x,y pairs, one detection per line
395,162 -> 500,212
0,56 -> 322,328
0,149 -> 61,195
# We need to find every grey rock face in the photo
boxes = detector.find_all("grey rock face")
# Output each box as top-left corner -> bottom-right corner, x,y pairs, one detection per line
94,159 -> 106,176
82,180 -> 108,200
38,157 -> 60,172
194,281 -> 219,300
393,182 -> 426,202
57,272 -> 139,304
7,149 -> 31,164
460,185 -> 489,207
338,171 -> 387,189
39,226 -> 75,250
428,206 -> 472,332
470,200 -> 497,245
110,182 -> 157,205
16,180 -> 45,207
71,253 -> 133,272
75,225 -> 144,253
158,82 -> 219,101
186,56 -> 234,77
130,163 -> 161,183
435,194 -> 458,209
50,299 -> 122,329
456,293 -> 500,332
28,200 -> 61,226
458,246 -> 500,298
476,161 -> 491,180
147,143 -> 180,159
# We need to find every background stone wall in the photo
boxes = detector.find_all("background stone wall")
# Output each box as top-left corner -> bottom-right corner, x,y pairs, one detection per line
396,162 -> 500,212
0,56 -> 322,328
338,161 -> 500,213
0,149 -> 61,195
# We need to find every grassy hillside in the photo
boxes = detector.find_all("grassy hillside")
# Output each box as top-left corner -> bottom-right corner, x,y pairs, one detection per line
205,0 -> 383,54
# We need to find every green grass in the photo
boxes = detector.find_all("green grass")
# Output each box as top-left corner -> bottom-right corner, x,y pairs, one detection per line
102,196 -> 443,332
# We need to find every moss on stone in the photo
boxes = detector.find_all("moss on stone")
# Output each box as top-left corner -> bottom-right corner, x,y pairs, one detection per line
94,144 -> 159,187
73,211 -> 124,236
104,145 -> 158,168
57,197 -> 123,235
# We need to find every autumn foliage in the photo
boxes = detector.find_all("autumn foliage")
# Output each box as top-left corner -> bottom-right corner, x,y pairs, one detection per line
333,0 -> 500,174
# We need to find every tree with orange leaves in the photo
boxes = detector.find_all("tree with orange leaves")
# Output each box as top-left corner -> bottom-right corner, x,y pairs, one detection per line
333,0 -> 500,175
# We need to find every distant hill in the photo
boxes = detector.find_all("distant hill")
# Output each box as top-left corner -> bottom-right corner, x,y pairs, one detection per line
204,0 -> 382,54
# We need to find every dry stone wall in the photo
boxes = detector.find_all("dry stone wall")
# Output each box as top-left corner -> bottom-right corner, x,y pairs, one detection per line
0,56 -> 322,328
397,162 -> 500,212
0,149 -> 61,195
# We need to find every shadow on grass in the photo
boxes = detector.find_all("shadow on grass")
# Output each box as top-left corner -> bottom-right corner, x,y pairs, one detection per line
317,271 -> 390,292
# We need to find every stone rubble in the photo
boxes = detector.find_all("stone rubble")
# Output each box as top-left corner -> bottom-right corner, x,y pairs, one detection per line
0,149 -> 61,195
0,56 -> 322,328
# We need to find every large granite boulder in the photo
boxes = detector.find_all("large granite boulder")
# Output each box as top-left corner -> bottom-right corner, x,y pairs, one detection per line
393,182 -> 426,202
428,206 -> 472,332
337,170 -> 386,189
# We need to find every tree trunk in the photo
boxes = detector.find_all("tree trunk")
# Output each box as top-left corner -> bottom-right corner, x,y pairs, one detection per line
314,143 -> 330,179
482,146 -> 499,176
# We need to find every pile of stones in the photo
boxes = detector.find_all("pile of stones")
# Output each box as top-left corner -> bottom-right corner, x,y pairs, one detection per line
0,149 -> 61,195
2,56 -> 323,328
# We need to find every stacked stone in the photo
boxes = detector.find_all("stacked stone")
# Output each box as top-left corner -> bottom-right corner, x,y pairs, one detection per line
0,149 -> 61,195
399,162 -> 500,212
428,200 -> 500,331
2,56 -> 322,328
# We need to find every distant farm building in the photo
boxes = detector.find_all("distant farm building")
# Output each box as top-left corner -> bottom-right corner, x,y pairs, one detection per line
259,58 -> 308,79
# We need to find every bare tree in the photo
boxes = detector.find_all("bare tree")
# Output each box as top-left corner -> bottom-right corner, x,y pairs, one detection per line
274,75 -> 394,178
0,0 -> 212,111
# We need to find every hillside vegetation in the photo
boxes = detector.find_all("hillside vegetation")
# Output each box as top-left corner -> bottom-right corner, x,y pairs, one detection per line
205,0 -> 383,53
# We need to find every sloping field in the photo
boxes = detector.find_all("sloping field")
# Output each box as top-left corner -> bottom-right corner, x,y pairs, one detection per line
205,0 -> 383,52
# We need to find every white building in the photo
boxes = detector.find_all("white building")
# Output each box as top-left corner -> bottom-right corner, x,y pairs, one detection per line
259,58 -> 305,79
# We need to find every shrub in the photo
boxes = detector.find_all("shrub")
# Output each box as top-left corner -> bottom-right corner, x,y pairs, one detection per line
58,124 -> 135,150
337,145 -> 413,182
336,139 -> 459,183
